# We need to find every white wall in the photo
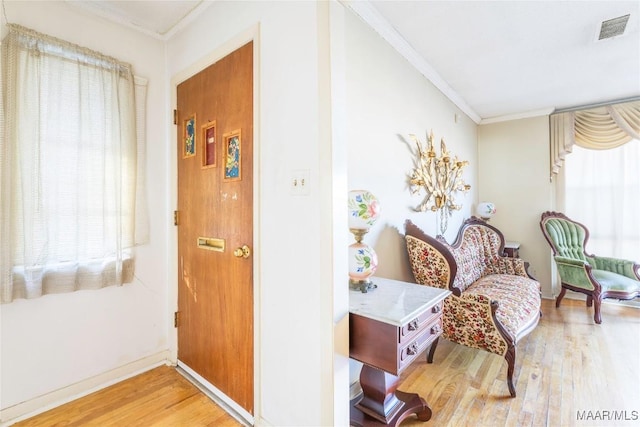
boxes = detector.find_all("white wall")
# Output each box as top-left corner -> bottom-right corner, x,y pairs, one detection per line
163,1 -> 479,423
165,2 -> 347,426
2,2 -> 555,427
478,116 -> 555,297
345,10 -> 478,282
343,6 -> 478,394
0,1 -> 170,421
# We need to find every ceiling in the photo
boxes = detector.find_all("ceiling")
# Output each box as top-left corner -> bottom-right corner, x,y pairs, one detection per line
69,0 -> 640,123
67,0 -> 209,39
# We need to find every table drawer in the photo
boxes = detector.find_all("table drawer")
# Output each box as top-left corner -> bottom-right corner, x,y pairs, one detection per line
398,318 -> 442,373
399,300 -> 444,344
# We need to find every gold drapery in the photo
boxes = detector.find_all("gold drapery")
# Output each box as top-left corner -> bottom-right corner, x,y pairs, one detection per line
549,99 -> 640,178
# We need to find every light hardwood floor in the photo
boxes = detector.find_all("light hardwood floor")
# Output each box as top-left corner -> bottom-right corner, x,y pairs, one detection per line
12,366 -> 242,426
398,297 -> 640,427
14,298 -> 639,427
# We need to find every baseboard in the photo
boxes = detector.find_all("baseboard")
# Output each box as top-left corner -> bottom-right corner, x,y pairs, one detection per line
0,350 -> 170,426
548,293 -> 640,308
176,361 -> 254,426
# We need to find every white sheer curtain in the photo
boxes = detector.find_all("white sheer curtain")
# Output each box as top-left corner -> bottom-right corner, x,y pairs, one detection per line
563,142 -> 640,261
1,25 -> 148,303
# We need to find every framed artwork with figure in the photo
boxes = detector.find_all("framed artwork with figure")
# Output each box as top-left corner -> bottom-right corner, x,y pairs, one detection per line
223,129 -> 241,181
183,114 -> 196,158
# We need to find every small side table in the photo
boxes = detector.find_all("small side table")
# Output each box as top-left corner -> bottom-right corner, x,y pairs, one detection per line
349,277 -> 450,426
504,241 -> 520,258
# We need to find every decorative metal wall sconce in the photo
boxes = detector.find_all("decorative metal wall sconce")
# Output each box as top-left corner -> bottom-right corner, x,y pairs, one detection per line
408,130 -> 471,234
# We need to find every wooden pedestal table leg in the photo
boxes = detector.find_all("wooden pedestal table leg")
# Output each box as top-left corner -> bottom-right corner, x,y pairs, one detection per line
350,364 -> 432,427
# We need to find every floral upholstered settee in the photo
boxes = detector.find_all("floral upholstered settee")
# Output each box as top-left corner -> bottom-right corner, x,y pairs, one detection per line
404,218 -> 541,397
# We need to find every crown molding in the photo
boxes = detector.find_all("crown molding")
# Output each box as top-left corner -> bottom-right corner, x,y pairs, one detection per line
162,1 -> 213,41
552,96 -> 640,114
479,107 -> 555,125
66,1 -> 212,41
341,0 -> 481,124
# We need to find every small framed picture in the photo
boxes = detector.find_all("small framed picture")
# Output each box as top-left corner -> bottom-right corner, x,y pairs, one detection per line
183,114 -> 196,158
223,129 -> 242,181
202,121 -> 216,168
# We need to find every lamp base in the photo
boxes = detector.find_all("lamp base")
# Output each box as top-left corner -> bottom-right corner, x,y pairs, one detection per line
349,278 -> 377,293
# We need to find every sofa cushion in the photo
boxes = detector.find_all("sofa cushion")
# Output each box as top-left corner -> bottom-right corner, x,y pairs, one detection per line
465,274 -> 541,341
592,270 -> 640,293
443,225 -> 504,292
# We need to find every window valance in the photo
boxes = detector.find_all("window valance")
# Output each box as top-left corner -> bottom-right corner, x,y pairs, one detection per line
549,99 -> 640,177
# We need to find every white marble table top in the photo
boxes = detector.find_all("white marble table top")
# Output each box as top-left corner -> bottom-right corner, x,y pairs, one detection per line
349,277 -> 450,327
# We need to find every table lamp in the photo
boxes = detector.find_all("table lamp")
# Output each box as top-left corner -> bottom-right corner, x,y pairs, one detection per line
347,190 -> 380,292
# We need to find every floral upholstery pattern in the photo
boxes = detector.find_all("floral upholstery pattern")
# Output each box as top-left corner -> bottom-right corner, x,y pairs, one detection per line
438,226 -> 529,293
488,256 -> 528,277
465,274 -> 541,342
405,220 -> 541,357
442,293 -> 509,355
405,218 -> 542,397
405,235 -> 450,289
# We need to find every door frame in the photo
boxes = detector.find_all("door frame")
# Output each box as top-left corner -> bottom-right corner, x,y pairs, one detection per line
168,25 -> 261,425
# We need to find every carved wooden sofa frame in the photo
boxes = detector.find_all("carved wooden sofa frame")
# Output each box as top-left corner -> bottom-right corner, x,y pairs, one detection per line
404,217 -> 542,397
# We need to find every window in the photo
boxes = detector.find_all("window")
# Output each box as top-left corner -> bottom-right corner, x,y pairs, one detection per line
551,100 -> 640,263
563,141 -> 640,260
1,25 -> 148,302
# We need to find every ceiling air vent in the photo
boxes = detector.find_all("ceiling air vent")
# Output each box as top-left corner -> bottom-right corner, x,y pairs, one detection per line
598,14 -> 630,40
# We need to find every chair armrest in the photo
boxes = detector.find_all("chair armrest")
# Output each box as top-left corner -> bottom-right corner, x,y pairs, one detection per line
555,256 -> 587,266
591,256 -> 640,281
443,293 -> 510,355
554,256 -> 595,290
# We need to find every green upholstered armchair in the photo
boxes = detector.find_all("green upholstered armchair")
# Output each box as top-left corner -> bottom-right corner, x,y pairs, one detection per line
540,211 -> 640,324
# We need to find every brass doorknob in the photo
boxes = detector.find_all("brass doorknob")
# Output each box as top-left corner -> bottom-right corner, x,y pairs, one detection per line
233,245 -> 251,258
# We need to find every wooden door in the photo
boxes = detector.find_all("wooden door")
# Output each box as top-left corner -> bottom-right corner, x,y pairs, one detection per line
176,42 -> 253,415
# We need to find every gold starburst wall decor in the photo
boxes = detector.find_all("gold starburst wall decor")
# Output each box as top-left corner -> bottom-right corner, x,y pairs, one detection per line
408,130 -> 471,234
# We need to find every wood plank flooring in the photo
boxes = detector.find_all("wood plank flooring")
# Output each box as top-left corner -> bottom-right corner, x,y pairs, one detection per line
12,366 -> 241,426
398,297 -> 640,427
14,298 -> 639,427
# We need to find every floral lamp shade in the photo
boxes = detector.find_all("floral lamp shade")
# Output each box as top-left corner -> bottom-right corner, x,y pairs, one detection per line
476,202 -> 496,220
348,190 -> 380,231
